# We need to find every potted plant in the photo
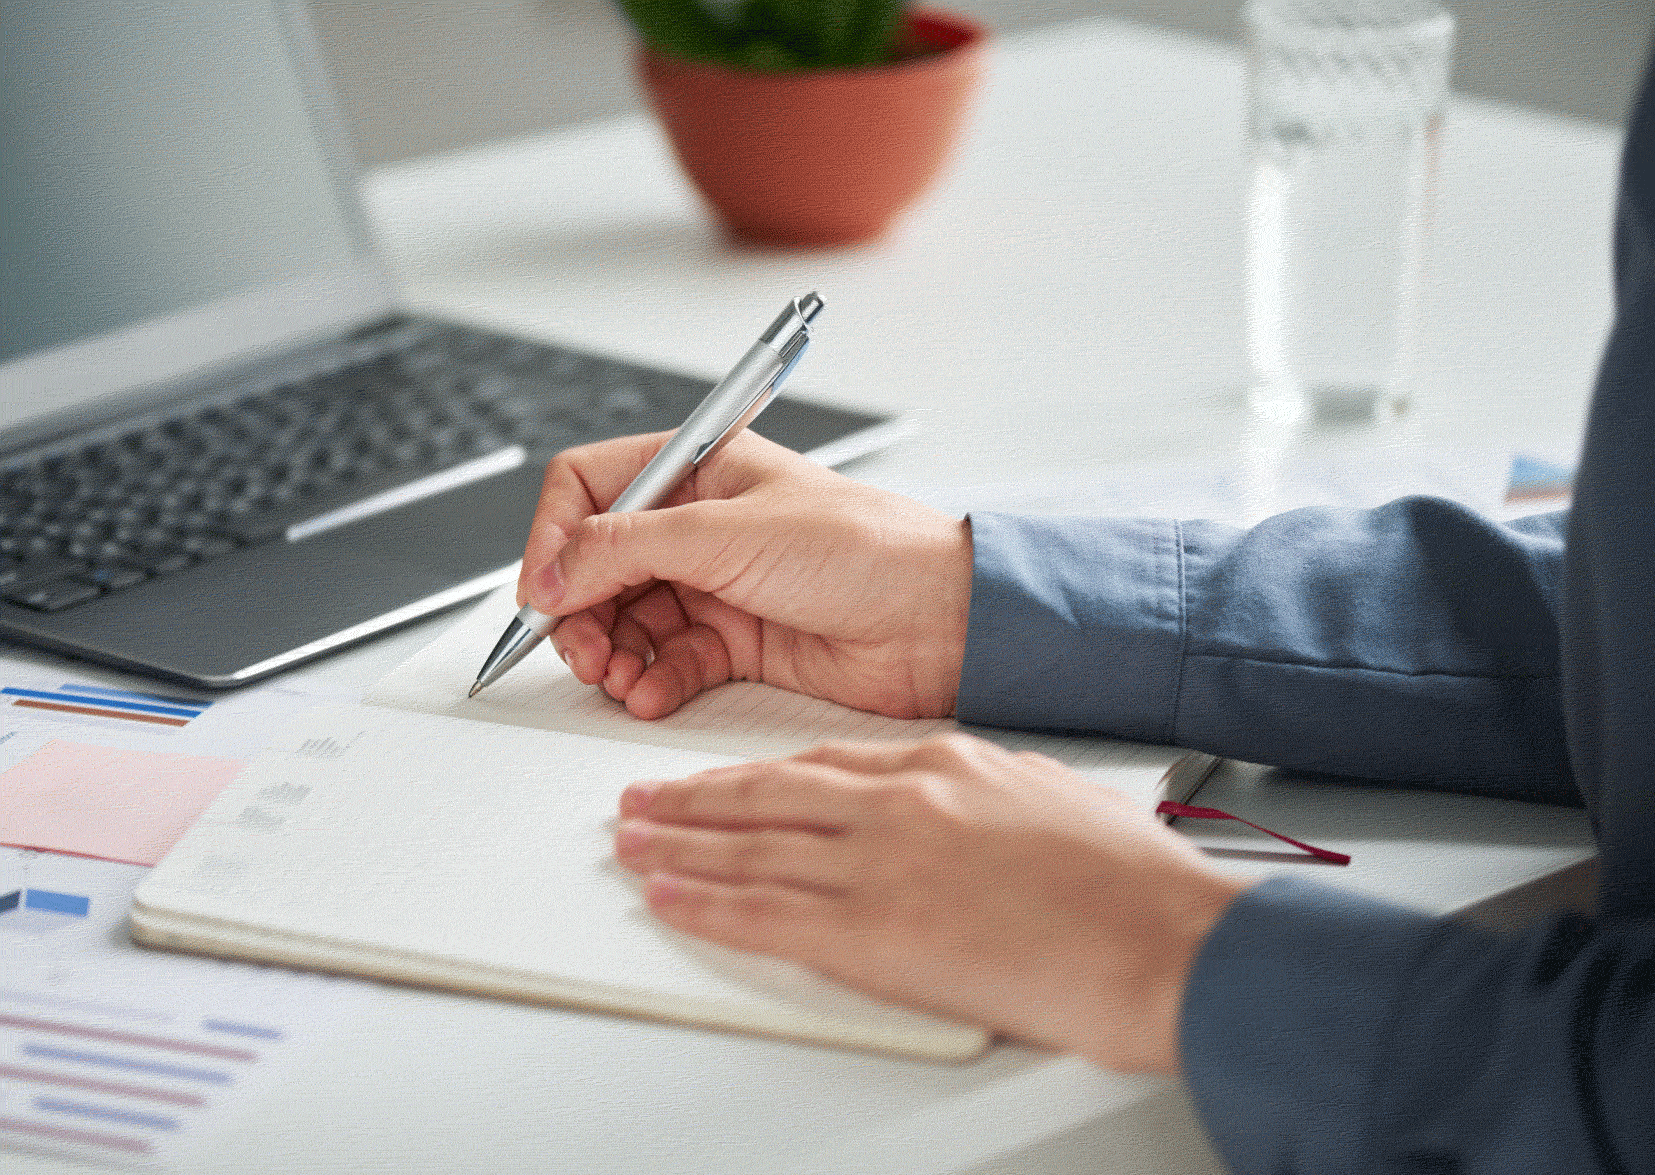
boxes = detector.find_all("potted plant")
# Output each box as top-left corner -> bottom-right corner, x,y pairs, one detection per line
619,0 -> 989,246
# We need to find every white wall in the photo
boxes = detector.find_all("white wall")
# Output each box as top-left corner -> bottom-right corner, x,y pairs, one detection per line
307,0 -> 1652,167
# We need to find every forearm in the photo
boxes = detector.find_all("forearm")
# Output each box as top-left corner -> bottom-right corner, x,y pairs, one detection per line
1183,878 -> 1655,1175
958,501 -> 1576,801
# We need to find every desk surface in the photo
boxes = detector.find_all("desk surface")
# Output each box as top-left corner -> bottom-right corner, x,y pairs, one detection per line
11,16 -> 1614,1175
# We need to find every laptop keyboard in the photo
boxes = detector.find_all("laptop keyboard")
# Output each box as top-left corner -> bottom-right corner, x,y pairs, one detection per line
0,324 -> 713,613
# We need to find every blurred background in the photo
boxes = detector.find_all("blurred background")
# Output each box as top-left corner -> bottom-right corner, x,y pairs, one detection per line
310,0 -> 1654,168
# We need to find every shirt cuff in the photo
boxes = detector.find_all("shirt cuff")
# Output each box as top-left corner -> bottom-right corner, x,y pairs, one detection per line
957,511 -> 1185,742
1180,875 -> 1443,1175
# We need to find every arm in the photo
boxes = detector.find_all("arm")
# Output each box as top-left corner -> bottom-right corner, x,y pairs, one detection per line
1184,880 -> 1655,1175
960,501 -> 1576,802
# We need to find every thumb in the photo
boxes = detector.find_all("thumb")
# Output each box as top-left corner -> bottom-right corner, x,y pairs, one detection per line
525,501 -> 742,617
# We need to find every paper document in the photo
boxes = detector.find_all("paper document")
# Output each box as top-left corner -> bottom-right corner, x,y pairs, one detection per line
368,583 -> 1208,790
1,845 -> 349,1171
883,445 -> 1513,529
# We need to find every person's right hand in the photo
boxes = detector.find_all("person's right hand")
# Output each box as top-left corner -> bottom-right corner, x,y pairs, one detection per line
516,431 -> 973,722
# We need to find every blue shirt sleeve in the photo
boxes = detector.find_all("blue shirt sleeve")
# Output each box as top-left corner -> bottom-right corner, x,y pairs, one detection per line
1181,876 -> 1655,1175
960,501 -> 1574,804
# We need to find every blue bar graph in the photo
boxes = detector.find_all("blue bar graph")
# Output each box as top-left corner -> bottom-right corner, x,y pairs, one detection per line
35,1097 -> 180,1131
23,891 -> 90,917
22,1045 -> 232,1085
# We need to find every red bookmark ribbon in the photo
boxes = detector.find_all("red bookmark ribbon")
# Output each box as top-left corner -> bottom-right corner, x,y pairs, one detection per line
1156,801 -> 1352,866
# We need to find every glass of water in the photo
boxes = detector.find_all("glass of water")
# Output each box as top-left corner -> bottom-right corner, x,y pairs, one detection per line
1244,0 -> 1455,419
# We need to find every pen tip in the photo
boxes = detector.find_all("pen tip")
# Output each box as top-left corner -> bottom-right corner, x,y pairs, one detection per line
468,682 -> 483,699
798,292 -> 824,323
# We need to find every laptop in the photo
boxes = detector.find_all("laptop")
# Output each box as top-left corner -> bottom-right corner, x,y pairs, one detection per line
0,0 -> 902,689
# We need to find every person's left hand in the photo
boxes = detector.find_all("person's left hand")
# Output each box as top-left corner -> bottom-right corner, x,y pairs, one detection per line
612,732 -> 1255,1073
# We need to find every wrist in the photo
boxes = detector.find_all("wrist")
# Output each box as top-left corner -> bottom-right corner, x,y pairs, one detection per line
935,517 -> 974,706
1081,867 -> 1256,1074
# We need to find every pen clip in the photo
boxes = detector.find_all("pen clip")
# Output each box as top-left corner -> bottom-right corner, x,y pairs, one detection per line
690,383 -> 778,466
689,323 -> 811,466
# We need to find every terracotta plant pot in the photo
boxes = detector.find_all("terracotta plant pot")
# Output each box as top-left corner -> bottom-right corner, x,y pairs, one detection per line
636,10 -> 989,246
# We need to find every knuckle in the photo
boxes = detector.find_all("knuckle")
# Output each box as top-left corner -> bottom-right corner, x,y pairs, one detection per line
731,888 -> 779,926
797,741 -> 855,766
728,770 -> 760,809
540,450 -> 575,491
911,731 -> 977,770
572,512 -> 611,549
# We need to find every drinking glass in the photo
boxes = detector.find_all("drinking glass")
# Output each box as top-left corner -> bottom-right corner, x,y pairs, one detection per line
1244,0 -> 1455,419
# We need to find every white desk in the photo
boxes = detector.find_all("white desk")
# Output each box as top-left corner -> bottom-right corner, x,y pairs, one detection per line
10,17 -> 1613,1175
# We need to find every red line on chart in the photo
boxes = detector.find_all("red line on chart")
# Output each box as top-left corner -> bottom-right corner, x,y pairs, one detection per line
0,1063 -> 207,1107
9,698 -> 191,727
0,1014 -> 258,1061
0,1114 -> 151,1155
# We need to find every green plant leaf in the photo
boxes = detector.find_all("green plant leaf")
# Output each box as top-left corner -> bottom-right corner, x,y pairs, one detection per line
615,0 -> 735,61
616,0 -> 904,69
844,0 -> 904,65
734,37 -> 807,69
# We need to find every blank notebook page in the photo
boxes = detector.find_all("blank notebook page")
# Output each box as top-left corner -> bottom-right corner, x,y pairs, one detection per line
366,584 -> 1194,808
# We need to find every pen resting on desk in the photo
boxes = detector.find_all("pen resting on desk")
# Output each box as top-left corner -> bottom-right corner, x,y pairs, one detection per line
131,584 -> 1216,1062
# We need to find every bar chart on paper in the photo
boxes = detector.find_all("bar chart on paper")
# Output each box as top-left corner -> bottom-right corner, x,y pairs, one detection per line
0,847 -> 344,1170
1,682 -> 213,731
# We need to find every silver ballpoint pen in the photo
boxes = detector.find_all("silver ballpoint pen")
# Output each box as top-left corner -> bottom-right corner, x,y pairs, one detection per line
468,292 -> 825,698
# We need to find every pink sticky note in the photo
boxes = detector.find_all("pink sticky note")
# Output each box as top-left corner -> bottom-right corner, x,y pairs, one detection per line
0,739 -> 245,866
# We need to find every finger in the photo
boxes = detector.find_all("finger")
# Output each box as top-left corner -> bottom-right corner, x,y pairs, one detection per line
550,585 -> 660,683
621,622 -> 734,720
602,614 -> 655,698
625,760 -> 869,828
615,820 -> 850,890
615,581 -> 693,651
550,609 -> 614,685
518,433 -> 694,604
516,442 -> 633,604
527,500 -> 739,617
643,872 -> 841,968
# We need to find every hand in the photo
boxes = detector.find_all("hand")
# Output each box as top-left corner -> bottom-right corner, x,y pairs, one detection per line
612,733 -> 1255,1073
518,431 -> 972,721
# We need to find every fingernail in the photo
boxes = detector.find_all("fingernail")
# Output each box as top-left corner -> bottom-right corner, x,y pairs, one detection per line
556,645 -> 571,667
533,557 -> 565,611
619,782 -> 658,816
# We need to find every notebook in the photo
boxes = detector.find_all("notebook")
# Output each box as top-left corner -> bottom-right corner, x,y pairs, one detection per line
130,585 -> 1218,1062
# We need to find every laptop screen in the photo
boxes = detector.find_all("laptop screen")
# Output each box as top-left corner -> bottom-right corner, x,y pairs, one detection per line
1,0 -> 386,443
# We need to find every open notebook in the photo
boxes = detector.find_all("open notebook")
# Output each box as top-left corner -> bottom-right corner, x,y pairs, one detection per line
131,584 -> 1218,1062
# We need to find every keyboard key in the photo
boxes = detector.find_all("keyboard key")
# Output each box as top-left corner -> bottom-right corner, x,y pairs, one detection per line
137,549 -> 196,576
73,564 -> 148,592
6,578 -> 103,612
0,554 -> 87,587
180,533 -> 239,558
